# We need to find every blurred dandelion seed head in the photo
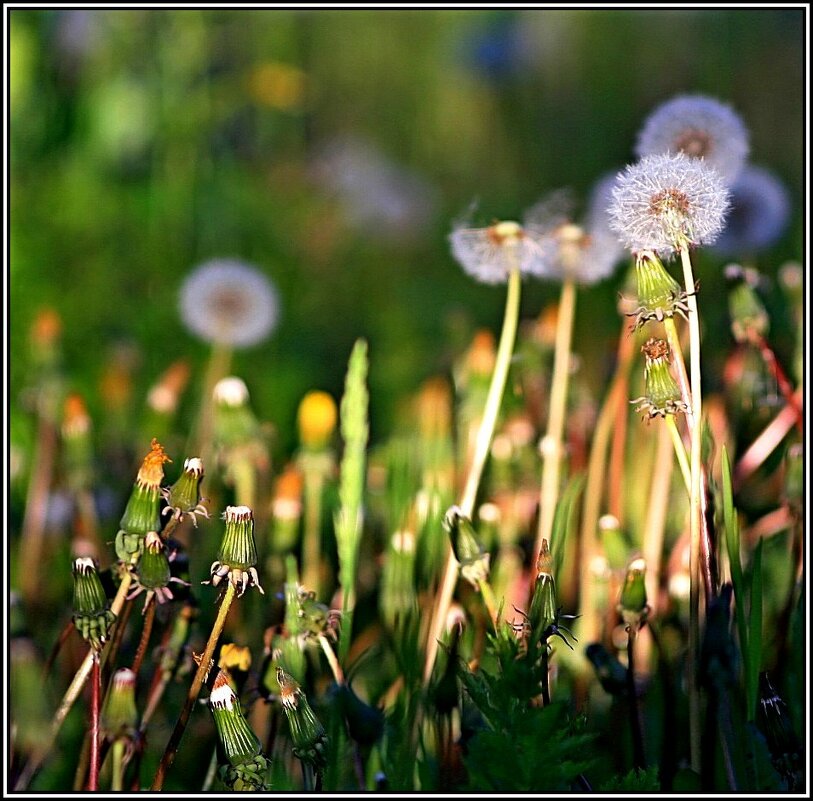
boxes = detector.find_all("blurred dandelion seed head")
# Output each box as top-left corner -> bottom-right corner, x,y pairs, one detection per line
449,215 -> 554,284
713,164 -> 791,255
609,152 -> 730,256
635,94 -> 749,182
213,376 -> 250,407
179,259 -> 279,348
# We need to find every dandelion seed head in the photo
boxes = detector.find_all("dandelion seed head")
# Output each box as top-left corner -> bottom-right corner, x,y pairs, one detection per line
213,376 -> 250,407
635,94 -> 749,182
712,164 -> 791,255
179,259 -> 279,348
449,215 -> 555,285
609,152 -> 730,256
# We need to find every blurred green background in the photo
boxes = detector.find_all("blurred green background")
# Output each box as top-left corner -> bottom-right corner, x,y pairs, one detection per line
10,8 -> 804,454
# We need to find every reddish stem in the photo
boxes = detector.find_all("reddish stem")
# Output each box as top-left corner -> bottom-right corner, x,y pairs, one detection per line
131,598 -> 156,676
87,654 -> 101,791
753,334 -> 802,434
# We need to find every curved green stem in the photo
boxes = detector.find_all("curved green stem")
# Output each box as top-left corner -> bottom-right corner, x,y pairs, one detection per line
151,582 -> 237,790
422,268 -> 522,687
665,415 -> 691,494
535,277 -> 577,561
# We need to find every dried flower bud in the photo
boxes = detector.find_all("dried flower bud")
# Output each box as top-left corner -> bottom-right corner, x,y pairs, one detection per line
71,558 -> 116,650
527,540 -> 557,641
443,505 -> 490,588
297,390 -> 337,450
276,668 -> 329,769
631,339 -> 688,419
102,668 -> 138,740
162,457 -> 209,525
628,250 -> 690,330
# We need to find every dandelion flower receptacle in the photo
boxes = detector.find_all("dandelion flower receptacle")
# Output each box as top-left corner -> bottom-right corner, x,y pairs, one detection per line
276,668 -> 329,770
162,457 -> 209,525
206,506 -> 264,597
628,250 -> 690,329
179,259 -> 279,349
631,338 -> 688,419
619,558 -> 649,629
609,152 -> 730,257
635,94 -> 749,182
128,532 -> 190,610
71,558 -> 116,650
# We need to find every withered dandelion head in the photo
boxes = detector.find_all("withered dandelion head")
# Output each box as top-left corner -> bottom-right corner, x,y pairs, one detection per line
179,259 -> 279,348
635,94 -> 749,182
609,152 -> 730,256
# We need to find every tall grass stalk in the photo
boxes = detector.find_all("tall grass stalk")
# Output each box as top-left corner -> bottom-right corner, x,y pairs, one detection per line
422,267 -> 521,686
335,339 -> 369,666
534,277 -> 577,562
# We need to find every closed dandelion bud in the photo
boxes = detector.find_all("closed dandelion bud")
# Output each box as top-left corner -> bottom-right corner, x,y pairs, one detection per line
728,275 -> 769,343
137,537 -> 171,590
102,668 -> 138,740
71,558 -> 116,650
599,514 -> 628,571
629,250 -> 689,329
163,457 -> 209,525
618,558 -> 648,627
443,506 -> 490,588
117,439 -> 171,560
209,670 -> 263,764
527,540 -> 557,641
632,339 -> 688,419
61,394 -> 94,492
213,377 -> 260,448
207,506 -> 264,597
277,668 -> 329,769
298,390 -> 337,450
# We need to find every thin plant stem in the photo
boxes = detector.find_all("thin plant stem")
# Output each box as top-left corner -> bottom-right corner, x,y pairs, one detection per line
648,622 -> 677,790
477,578 -> 499,627
111,739 -> 126,792
202,750 -> 218,791
131,597 -> 156,676
151,582 -> 237,790
752,333 -> 803,434
422,267 -> 522,687
665,415 -> 691,494
14,571 -> 133,791
540,648 -> 551,706
679,245 -> 703,775
191,343 -> 233,466
627,625 -> 646,770
638,423 -> 675,677
535,277 -> 577,561
87,653 -> 101,791
318,634 -> 345,685
302,761 -> 314,792
43,620 -> 75,680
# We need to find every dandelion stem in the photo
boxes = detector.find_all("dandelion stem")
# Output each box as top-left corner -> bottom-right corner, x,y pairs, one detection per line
477,578 -> 499,627
679,245 -> 703,775
665,415 -> 691,494
14,570 -> 133,791
318,633 -> 345,685
422,267 -> 522,686
151,582 -> 237,790
131,597 -> 156,676
87,653 -> 101,791
752,333 -> 803,434
302,468 -> 325,598
43,620 -> 76,681
627,625 -> 646,770
535,277 -> 577,562
111,738 -> 126,792
192,343 -> 233,465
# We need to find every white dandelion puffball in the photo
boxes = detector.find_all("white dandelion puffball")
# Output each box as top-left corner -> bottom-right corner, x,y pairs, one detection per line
179,259 -> 279,348
449,219 -> 555,284
609,152 -> 730,257
635,94 -> 749,182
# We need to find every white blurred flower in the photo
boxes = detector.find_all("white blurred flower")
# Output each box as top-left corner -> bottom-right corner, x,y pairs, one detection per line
635,94 -> 749,182
179,259 -> 279,348
213,376 -> 250,407
609,152 -> 730,256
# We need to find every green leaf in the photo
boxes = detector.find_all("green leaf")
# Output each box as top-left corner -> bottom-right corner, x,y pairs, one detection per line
551,472 -> 586,581
748,538 -> 764,722
598,766 -> 660,792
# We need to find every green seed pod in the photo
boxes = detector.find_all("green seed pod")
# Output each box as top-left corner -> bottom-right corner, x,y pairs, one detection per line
218,506 -> 258,570
71,558 -> 116,650
729,279 -> 769,344
137,539 -> 172,591
209,670 -> 264,768
277,668 -> 329,769
630,250 -> 689,329
102,668 -> 138,741
443,505 -> 490,588
163,457 -> 208,523
618,558 -> 648,627
527,540 -> 557,642
119,439 -> 171,537
632,339 -> 688,419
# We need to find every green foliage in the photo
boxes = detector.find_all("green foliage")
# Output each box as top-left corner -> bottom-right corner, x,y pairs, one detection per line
599,766 -> 660,792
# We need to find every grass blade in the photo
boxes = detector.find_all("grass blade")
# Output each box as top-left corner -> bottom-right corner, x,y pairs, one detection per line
747,538 -> 764,722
